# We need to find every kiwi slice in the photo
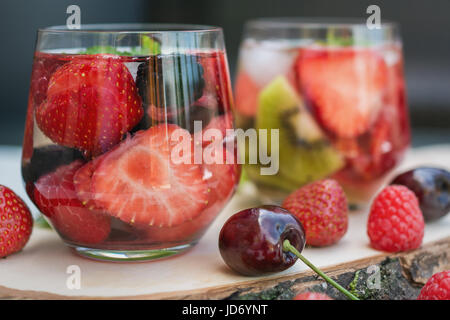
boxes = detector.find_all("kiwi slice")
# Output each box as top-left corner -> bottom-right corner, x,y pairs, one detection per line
282,108 -> 325,144
244,164 -> 300,192
253,76 -> 343,190
240,131 -> 301,192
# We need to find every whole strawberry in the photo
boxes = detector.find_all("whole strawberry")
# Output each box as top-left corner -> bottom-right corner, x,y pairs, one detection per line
282,179 -> 348,247
417,270 -> 450,300
367,185 -> 424,252
293,292 -> 333,300
36,54 -> 143,157
0,185 -> 33,258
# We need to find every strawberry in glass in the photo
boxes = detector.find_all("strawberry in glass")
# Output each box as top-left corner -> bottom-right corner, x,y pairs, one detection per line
234,19 -> 410,205
22,24 -> 239,261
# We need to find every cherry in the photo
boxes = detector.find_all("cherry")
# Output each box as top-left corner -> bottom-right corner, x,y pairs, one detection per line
219,205 -> 359,300
219,205 -> 305,276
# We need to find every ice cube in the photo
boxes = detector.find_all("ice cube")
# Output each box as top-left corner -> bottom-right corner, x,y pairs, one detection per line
240,40 -> 297,87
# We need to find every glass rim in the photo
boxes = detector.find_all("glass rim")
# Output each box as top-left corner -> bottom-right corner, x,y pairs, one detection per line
245,17 -> 398,30
38,23 -> 222,34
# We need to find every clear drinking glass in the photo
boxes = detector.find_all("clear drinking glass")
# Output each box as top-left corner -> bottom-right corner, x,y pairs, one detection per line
22,24 -> 239,261
234,18 -> 410,205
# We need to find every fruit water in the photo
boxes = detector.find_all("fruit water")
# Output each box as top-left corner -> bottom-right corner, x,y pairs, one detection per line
22,50 -> 240,254
234,39 -> 410,204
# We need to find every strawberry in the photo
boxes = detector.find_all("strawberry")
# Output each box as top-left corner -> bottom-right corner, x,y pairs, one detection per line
336,107 -> 406,183
23,53 -> 68,161
282,179 -> 348,247
234,72 -> 260,117
296,48 -> 387,138
0,186 -> 33,258
145,148 -> 239,242
35,54 -> 143,157
30,53 -> 69,107
201,114 -> 238,208
34,161 -> 111,244
202,113 -> 234,147
34,161 -> 82,218
22,96 -> 35,162
203,153 -> 239,206
202,117 -> 239,207
73,157 -> 104,211
293,292 -> 333,300
197,52 -> 232,113
349,109 -> 398,180
91,124 -> 209,228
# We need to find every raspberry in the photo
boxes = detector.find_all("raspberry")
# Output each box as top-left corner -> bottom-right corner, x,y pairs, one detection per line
293,292 -> 333,300
282,179 -> 348,247
367,185 -> 424,252
417,270 -> 450,300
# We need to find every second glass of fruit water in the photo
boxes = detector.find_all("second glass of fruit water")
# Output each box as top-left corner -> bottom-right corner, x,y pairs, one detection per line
234,18 -> 410,205
22,24 -> 240,261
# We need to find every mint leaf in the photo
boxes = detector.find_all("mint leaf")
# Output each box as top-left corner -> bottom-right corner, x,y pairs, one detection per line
316,29 -> 372,47
82,45 -> 125,55
140,35 -> 161,55
80,36 -> 161,57
324,30 -> 354,47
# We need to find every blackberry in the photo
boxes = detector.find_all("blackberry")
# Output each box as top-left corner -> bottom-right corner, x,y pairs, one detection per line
22,145 -> 84,184
134,54 -> 208,132
136,54 -> 204,109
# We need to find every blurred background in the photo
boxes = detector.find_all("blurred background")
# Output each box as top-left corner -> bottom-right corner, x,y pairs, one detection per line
0,0 -> 449,147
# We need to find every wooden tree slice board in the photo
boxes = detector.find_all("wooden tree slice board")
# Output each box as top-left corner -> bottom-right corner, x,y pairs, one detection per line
0,145 -> 449,300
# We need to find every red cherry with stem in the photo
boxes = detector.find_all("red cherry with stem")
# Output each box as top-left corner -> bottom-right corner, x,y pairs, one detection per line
218,205 -> 359,300
219,205 -> 305,275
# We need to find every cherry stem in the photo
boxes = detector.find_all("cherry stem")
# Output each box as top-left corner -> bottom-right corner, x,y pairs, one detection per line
283,239 -> 359,300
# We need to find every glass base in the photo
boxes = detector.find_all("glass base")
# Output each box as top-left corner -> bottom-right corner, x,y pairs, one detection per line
70,243 -> 197,262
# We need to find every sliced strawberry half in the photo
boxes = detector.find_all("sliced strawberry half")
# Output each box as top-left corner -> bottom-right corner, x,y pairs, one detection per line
296,48 -> 388,138
145,147 -> 239,242
34,160 -> 111,244
202,114 -> 239,204
204,157 -> 239,206
73,157 -> 105,211
91,124 -> 209,228
36,54 -> 143,157
202,113 -> 234,147
34,160 -> 83,217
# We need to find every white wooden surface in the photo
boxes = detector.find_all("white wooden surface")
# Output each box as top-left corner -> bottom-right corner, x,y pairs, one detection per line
0,145 -> 449,299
